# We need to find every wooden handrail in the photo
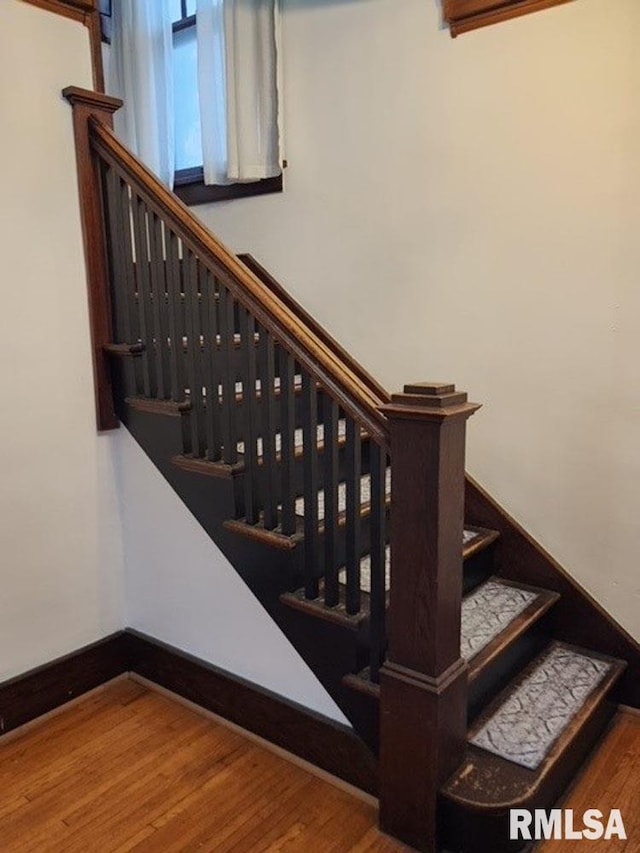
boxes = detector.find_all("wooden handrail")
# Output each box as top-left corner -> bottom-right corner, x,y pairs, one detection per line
89,118 -> 390,448
238,254 -> 390,405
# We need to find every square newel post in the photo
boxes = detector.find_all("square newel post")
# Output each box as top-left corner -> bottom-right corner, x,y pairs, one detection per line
378,382 -> 481,852
63,86 -> 122,431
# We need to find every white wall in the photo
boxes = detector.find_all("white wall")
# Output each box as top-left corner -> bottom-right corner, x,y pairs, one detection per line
0,3 -> 346,726
0,1 -> 124,680
199,0 -> 640,639
116,429 -> 347,722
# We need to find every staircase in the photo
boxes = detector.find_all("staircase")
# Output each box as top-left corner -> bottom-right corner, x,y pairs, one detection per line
64,87 -> 640,853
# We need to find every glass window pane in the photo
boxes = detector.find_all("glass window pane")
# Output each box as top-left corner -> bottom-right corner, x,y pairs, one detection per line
168,0 -> 183,23
173,26 -> 203,171
186,0 -> 197,16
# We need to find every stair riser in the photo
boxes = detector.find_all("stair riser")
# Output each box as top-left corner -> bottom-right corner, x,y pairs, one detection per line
467,613 -> 552,724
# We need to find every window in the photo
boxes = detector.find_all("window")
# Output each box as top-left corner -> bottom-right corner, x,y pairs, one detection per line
172,0 -> 282,204
107,0 -> 283,205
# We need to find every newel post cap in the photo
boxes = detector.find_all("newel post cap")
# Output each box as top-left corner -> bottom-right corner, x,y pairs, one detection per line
379,381 -> 481,421
62,86 -> 123,114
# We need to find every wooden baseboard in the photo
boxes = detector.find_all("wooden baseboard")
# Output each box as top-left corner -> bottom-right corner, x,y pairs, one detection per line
0,629 -> 377,795
125,629 -> 378,794
0,631 -> 128,735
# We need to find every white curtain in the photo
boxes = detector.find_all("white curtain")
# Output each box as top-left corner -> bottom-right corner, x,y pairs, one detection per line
109,0 -> 175,187
197,0 -> 281,185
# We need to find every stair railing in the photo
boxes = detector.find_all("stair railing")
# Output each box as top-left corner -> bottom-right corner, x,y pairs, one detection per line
64,86 -> 480,853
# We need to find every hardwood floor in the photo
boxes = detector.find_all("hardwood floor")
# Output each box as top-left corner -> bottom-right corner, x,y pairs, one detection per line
539,710 -> 640,851
0,678 -> 408,852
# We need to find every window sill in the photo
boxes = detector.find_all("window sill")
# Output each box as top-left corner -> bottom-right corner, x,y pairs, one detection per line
173,167 -> 283,206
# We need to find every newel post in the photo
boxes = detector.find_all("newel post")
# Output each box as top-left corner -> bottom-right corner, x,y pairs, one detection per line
63,86 -> 122,431
378,382 -> 481,852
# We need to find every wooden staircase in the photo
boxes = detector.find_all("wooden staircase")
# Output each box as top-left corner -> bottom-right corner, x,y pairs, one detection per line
64,87 -> 640,853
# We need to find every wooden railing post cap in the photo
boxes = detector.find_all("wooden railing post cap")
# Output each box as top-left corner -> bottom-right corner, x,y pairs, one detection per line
62,86 -> 122,114
379,381 -> 481,420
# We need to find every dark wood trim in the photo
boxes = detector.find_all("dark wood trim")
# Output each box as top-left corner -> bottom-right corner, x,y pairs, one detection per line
63,87 -> 122,430
125,396 -> 191,416
443,0 -> 575,37
88,119 -> 390,447
174,172 -> 283,207
125,629 -> 378,794
465,475 -> 640,708
23,2 -> 105,92
0,632 -> 129,736
0,628 -> 377,795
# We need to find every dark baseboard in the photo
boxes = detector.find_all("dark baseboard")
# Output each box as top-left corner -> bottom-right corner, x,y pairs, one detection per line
125,629 -> 378,795
0,629 -> 377,795
0,631 -> 128,735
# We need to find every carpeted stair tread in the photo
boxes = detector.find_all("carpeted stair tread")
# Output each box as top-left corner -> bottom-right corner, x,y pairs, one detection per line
236,420 -> 348,458
336,529 -> 497,596
294,469 -> 392,521
442,642 -> 626,811
469,643 -> 615,769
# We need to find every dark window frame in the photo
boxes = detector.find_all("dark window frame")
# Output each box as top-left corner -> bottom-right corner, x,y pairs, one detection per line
171,8 -> 283,206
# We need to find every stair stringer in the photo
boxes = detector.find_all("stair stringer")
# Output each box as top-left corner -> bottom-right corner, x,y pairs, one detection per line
113,422 -> 349,724
466,475 -> 640,708
116,395 -> 382,752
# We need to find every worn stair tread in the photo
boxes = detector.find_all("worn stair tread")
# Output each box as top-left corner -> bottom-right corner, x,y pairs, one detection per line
442,641 -> 626,810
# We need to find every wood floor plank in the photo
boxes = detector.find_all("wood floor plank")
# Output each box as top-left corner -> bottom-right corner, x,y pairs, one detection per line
0,679 -> 409,853
539,711 -> 640,852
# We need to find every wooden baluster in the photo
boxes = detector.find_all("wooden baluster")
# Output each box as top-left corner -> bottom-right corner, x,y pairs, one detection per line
368,442 -> 387,683
345,418 -> 362,615
131,193 -> 156,397
184,250 -> 206,458
378,382 -> 480,852
322,397 -> 340,607
148,214 -> 171,399
279,352 -> 297,536
165,231 -> 186,405
118,181 -> 143,396
201,269 -> 221,461
103,167 -> 128,346
302,373 -> 319,599
260,328 -> 278,530
217,285 -> 238,466
242,307 -> 259,524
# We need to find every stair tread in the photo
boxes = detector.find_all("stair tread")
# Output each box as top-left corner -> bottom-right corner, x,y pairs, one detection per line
294,468 -> 392,520
336,527 -> 498,596
342,576 -> 558,696
236,420 -> 349,458
442,641 -> 626,809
